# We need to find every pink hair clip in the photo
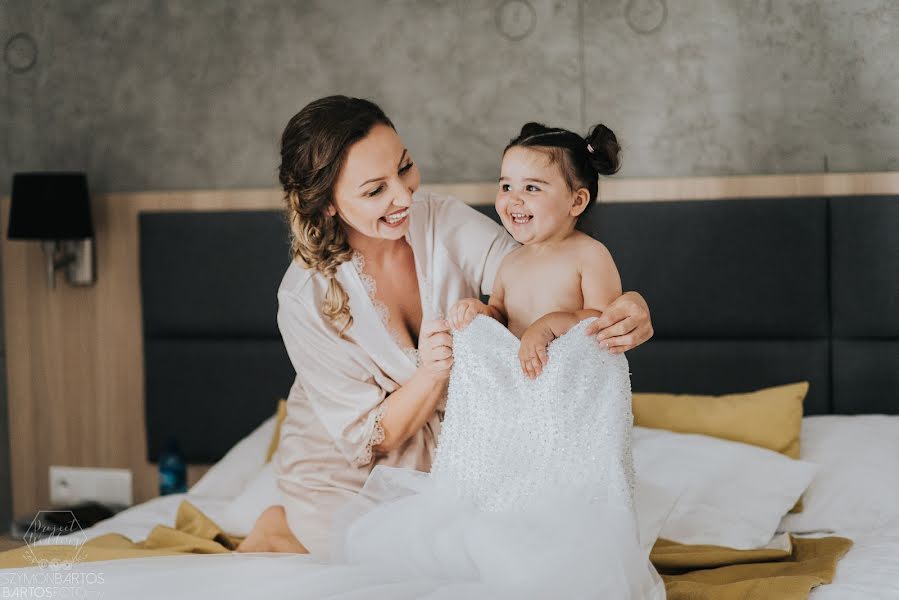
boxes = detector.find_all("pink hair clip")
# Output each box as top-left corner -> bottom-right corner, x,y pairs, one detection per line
586,143 -> 594,154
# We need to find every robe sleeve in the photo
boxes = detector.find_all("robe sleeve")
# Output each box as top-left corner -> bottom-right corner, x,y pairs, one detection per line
277,288 -> 388,468
432,194 -> 520,296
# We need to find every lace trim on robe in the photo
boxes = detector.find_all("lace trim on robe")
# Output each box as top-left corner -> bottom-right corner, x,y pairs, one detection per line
353,401 -> 387,467
349,250 -> 419,466
351,251 -> 421,367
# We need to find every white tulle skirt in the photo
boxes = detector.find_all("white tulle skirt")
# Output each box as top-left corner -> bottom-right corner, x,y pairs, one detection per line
319,465 -> 666,599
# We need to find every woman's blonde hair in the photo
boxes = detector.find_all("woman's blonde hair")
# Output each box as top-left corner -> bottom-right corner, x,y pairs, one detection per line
278,96 -> 395,336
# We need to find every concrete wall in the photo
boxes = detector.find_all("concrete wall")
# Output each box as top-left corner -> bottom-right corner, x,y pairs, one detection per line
1,0 -> 896,195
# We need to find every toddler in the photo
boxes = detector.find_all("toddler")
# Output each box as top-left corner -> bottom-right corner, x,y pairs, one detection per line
448,122 -> 623,379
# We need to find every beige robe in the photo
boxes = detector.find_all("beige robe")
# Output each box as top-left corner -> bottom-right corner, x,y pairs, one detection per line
273,191 -> 519,555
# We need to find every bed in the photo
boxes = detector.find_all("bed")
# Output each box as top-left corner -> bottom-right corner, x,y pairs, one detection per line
16,414 -> 899,599
4,192 -> 899,598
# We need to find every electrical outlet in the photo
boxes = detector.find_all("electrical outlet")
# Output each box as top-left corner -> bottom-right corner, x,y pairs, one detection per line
49,466 -> 133,507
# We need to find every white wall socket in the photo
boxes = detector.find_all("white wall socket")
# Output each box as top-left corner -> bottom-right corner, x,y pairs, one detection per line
49,466 -> 133,507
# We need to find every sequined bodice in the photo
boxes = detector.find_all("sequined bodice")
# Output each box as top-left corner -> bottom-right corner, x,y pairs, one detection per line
431,315 -> 636,512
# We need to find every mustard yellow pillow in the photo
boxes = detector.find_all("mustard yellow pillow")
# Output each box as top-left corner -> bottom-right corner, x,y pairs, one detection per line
265,398 -> 288,463
633,381 -> 808,512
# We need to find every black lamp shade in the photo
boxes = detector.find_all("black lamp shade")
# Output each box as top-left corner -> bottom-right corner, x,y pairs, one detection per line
8,172 -> 94,240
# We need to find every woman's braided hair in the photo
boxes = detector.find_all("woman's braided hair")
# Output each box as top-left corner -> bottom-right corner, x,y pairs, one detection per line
278,95 -> 395,336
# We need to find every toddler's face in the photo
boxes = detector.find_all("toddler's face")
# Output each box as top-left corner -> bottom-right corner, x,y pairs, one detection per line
495,146 -> 586,244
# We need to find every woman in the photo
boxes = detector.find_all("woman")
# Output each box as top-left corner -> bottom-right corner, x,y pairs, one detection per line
236,96 -> 654,556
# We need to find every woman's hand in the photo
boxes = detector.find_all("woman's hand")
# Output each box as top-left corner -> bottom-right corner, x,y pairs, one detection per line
447,298 -> 491,330
518,320 -> 556,380
417,319 -> 454,381
584,291 -> 654,354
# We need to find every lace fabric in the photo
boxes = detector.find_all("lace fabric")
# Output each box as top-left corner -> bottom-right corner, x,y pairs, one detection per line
351,251 -> 421,367
349,250 -> 419,467
352,401 -> 387,468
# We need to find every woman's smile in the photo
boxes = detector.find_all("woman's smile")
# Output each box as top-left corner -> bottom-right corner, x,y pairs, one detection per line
382,208 -> 409,227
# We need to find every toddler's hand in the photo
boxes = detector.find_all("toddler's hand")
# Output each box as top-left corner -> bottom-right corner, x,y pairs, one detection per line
518,321 -> 555,380
448,298 -> 490,330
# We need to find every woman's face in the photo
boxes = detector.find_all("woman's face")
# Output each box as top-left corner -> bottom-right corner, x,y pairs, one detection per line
495,146 -> 588,245
330,124 -> 421,243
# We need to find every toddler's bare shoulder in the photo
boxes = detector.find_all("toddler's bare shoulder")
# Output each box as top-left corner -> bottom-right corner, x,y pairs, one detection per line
498,245 -> 529,270
572,233 -> 614,263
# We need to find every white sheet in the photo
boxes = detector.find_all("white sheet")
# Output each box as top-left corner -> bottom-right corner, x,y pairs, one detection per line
780,415 -> 899,534
4,417 -> 899,600
11,495 -> 898,600
806,517 -> 899,600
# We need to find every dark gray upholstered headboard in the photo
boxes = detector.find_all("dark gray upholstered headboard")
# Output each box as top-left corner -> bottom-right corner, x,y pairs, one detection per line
140,211 -> 294,462
139,196 -> 898,462
566,196 -> 898,416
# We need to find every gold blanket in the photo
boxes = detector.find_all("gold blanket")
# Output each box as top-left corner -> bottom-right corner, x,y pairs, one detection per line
0,500 -> 852,600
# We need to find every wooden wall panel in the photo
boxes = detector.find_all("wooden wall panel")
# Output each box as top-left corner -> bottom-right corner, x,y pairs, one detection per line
1,189 -> 284,516
2,173 -> 897,517
427,171 -> 899,204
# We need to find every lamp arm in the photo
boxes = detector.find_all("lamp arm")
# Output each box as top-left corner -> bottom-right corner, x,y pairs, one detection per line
41,241 -> 57,289
53,252 -> 76,269
40,241 -> 77,289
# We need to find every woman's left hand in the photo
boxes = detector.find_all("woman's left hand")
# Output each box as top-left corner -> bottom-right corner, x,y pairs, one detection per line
584,291 -> 654,354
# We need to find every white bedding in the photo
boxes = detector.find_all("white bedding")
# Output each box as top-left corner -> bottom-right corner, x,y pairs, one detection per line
804,517 -> 899,600
4,416 -> 898,600
11,512 -> 899,599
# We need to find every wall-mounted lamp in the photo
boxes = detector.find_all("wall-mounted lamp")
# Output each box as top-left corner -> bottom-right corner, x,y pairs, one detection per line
7,172 -> 96,288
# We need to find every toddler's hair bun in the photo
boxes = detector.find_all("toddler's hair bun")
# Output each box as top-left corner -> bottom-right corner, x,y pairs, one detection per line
517,122 -> 553,140
585,124 -> 621,176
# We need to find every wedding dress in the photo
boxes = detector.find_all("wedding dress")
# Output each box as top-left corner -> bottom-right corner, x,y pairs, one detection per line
326,315 -> 667,599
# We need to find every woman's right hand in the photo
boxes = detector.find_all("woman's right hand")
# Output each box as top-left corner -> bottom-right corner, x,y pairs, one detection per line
584,291 -> 654,354
418,319 -> 454,380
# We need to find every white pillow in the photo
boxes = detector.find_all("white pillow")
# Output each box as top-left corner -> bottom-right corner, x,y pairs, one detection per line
633,426 -> 819,549
188,415 -> 275,499
778,415 -> 899,534
219,462 -> 282,536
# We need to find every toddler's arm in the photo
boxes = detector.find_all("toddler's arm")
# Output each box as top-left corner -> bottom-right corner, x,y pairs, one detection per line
485,268 -> 508,324
579,240 -> 622,319
528,241 -> 622,338
518,310 -> 602,379
448,264 -> 508,330
529,308 -> 604,339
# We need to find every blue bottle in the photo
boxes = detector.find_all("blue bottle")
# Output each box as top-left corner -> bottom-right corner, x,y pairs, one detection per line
159,437 -> 188,495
